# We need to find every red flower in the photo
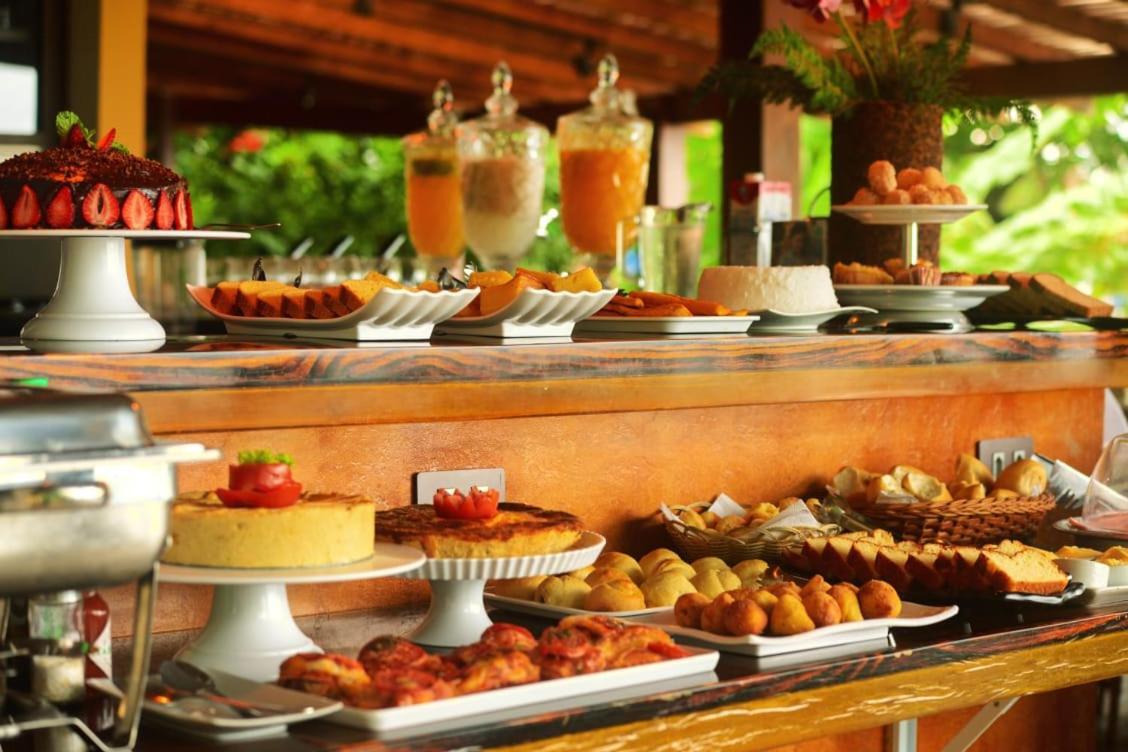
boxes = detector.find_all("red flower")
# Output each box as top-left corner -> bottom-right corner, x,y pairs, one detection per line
785,0 -> 842,22
228,130 -> 265,154
853,0 -> 911,28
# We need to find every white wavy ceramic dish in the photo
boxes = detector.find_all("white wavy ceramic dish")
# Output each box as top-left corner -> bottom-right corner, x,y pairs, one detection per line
435,288 -> 617,337
632,602 -> 958,657
748,306 -> 877,333
187,285 -> 479,341
327,646 -> 719,734
403,531 -> 606,581
831,204 -> 986,225
576,315 -> 759,335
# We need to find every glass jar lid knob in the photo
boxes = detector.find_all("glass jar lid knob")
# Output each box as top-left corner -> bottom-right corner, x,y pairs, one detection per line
590,53 -> 622,111
485,61 -> 518,118
427,79 -> 457,135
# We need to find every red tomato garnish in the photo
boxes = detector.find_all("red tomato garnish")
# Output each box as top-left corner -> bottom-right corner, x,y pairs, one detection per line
216,481 -> 302,508
216,462 -> 302,508
433,487 -> 499,520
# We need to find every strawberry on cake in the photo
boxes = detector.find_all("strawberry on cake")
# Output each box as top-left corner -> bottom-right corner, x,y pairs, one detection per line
0,111 -> 192,231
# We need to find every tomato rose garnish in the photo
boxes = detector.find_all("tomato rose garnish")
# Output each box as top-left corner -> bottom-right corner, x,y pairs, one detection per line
216,449 -> 303,509
433,486 -> 499,520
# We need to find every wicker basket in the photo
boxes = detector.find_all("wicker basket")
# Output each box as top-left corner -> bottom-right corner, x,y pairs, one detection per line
664,503 -> 839,565
850,493 -> 1056,546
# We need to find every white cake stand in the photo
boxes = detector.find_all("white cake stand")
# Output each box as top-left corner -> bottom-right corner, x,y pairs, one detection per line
402,532 -> 605,648
156,544 -> 425,682
831,204 -> 985,266
0,229 -> 249,351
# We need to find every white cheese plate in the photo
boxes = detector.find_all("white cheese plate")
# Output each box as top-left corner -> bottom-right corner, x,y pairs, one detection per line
631,602 -> 958,656
326,645 -> 719,734
575,314 -> 759,335
435,288 -> 616,337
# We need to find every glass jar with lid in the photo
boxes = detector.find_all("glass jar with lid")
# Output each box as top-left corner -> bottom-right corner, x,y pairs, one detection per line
403,80 -> 464,277
557,54 -> 653,277
457,62 -> 549,271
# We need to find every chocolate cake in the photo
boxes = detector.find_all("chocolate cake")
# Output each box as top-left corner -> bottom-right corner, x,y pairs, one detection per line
0,111 -> 191,231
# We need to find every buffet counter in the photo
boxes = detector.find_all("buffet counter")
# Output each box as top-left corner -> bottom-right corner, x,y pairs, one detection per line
3,329 -> 1126,751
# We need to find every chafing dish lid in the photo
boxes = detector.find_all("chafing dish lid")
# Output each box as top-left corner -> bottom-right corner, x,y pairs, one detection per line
0,390 -> 152,456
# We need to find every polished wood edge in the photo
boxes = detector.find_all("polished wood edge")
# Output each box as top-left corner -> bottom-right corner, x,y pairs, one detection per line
493,629 -> 1128,752
135,359 -> 1126,433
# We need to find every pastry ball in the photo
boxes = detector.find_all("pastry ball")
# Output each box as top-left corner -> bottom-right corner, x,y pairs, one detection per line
700,592 -> 736,634
867,160 -> 897,196
639,548 -> 682,579
800,575 -> 831,597
535,575 -> 591,609
883,189 -> 911,205
691,557 -> 730,575
491,575 -> 548,601
715,514 -> 747,536
850,187 -> 879,206
946,184 -> 968,204
652,558 -> 697,580
691,568 -> 741,598
908,184 -> 935,205
769,594 -> 816,636
594,552 -> 644,584
732,559 -> 769,585
586,567 -> 632,588
724,599 -> 768,636
740,588 -> 779,614
921,166 -> 947,189
802,591 -> 843,628
585,579 -> 646,612
700,511 -> 721,528
674,592 -> 712,629
828,584 -> 863,622
677,508 -> 706,529
641,572 -> 697,608
933,188 -> 953,205
764,581 -> 802,599
896,168 -> 922,190
858,580 -> 902,619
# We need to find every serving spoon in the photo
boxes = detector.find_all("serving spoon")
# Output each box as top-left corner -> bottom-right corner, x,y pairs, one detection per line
158,660 -> 291,717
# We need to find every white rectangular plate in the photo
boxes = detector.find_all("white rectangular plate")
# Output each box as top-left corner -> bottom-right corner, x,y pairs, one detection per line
187,285 -> 479,341
435,288 -> 616,337
484,591 -> 670,619
631,602 -> 958,657
576,314 -> 759,335
327,646 -> 718,734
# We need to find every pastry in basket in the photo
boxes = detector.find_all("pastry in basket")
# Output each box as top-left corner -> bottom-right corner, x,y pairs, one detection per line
375,487 -> 583,559
162,450 -> 375,569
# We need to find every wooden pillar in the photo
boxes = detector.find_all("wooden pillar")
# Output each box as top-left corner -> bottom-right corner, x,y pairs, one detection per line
719,0 -> 762,263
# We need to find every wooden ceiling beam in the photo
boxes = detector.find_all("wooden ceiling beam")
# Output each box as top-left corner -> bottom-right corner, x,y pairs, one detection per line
548,0 -> 717,45
976,0 -> 1128,52
916,4 -> 1079,61
962,54 -> 1128,97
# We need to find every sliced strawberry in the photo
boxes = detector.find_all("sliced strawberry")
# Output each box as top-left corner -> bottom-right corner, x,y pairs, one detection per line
155,189 -> 175,230
63,124 -> 88,148
45,186 -> 75,228
81,183 -> 120,228
184,191 -> 193,229
121,190 -> 154,230
11,185 -> 41,228
174,189 -> 189,230
96,128 -> 116,151
0,194 -> 7,230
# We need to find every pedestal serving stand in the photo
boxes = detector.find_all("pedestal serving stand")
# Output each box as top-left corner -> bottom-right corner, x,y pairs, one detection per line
156,544 -> 425,682
829,205 -> 1006,333
0,229 -> 248,352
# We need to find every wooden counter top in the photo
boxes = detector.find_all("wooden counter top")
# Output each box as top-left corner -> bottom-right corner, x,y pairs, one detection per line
2,331 -> 1125,432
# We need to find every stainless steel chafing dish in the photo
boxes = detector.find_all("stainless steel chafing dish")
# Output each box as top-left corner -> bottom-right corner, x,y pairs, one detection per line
0,388 -> 217,751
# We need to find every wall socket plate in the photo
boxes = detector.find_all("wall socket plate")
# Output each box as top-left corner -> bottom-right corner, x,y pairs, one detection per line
414,468 -> 506,505
977,437 -> 1034,478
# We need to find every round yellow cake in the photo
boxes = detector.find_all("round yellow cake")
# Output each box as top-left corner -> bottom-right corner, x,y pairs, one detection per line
162,491 -> 375,568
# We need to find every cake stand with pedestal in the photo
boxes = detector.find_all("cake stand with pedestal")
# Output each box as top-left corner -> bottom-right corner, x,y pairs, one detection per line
0,229 -> 249,352
829,205 -> 1006,333
156,544 -> 425,682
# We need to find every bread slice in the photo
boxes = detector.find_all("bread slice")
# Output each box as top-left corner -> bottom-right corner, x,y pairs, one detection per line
256,287 -> 297,318
339,279 -> 388,311
1031,273 -> 1112,319
211,281 -> 240,314
951,546 -> 991,592
906,543 -> 949,592
281,289 -> 308,319
977,548 -> 1069,595
822,534 -> 865,582
875,542 -> 919,592
847,538 -> 883,582
235,281 -> 286,317
802,538 -> 830,573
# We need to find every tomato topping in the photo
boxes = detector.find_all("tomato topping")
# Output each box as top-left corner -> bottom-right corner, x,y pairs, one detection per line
433,486 -> 499,520
216,481 -> 302,508
216,459 -> 302,508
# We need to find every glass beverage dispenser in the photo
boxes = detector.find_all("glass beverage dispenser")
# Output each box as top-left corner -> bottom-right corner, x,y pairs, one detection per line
557,53 -> 653,280
403,80 -> 464,278
457,62 -> 549,271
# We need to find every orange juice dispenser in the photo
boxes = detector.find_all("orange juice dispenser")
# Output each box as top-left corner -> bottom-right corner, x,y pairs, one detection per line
557,53 -> 653,280
456,62 -> 549,271
403,80 -> 463,277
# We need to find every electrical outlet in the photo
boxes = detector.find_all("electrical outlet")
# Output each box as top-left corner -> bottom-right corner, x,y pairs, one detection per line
977,437 -> 1034,476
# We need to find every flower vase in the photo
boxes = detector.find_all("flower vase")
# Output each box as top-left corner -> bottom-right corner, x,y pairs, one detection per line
829,102 -> 944,268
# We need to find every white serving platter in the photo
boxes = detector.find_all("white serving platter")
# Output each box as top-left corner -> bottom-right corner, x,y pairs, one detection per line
158,544 -> 427,585
631,602 -> 958,657
327,645 -> 719,734
187,285 -> 479,341
403,531 -> 606,582
834,284 -> 1008,313
831,204 -> 986,225
484,591 -> 670,619
435,287 -> 616,337
575,314 -> 759,335
748,306 -> 877,334
0,229 -> 251,239
142,669 -> 341,736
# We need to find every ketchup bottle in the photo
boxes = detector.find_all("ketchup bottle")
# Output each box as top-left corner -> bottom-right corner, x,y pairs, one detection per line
83,590 -> 115,733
